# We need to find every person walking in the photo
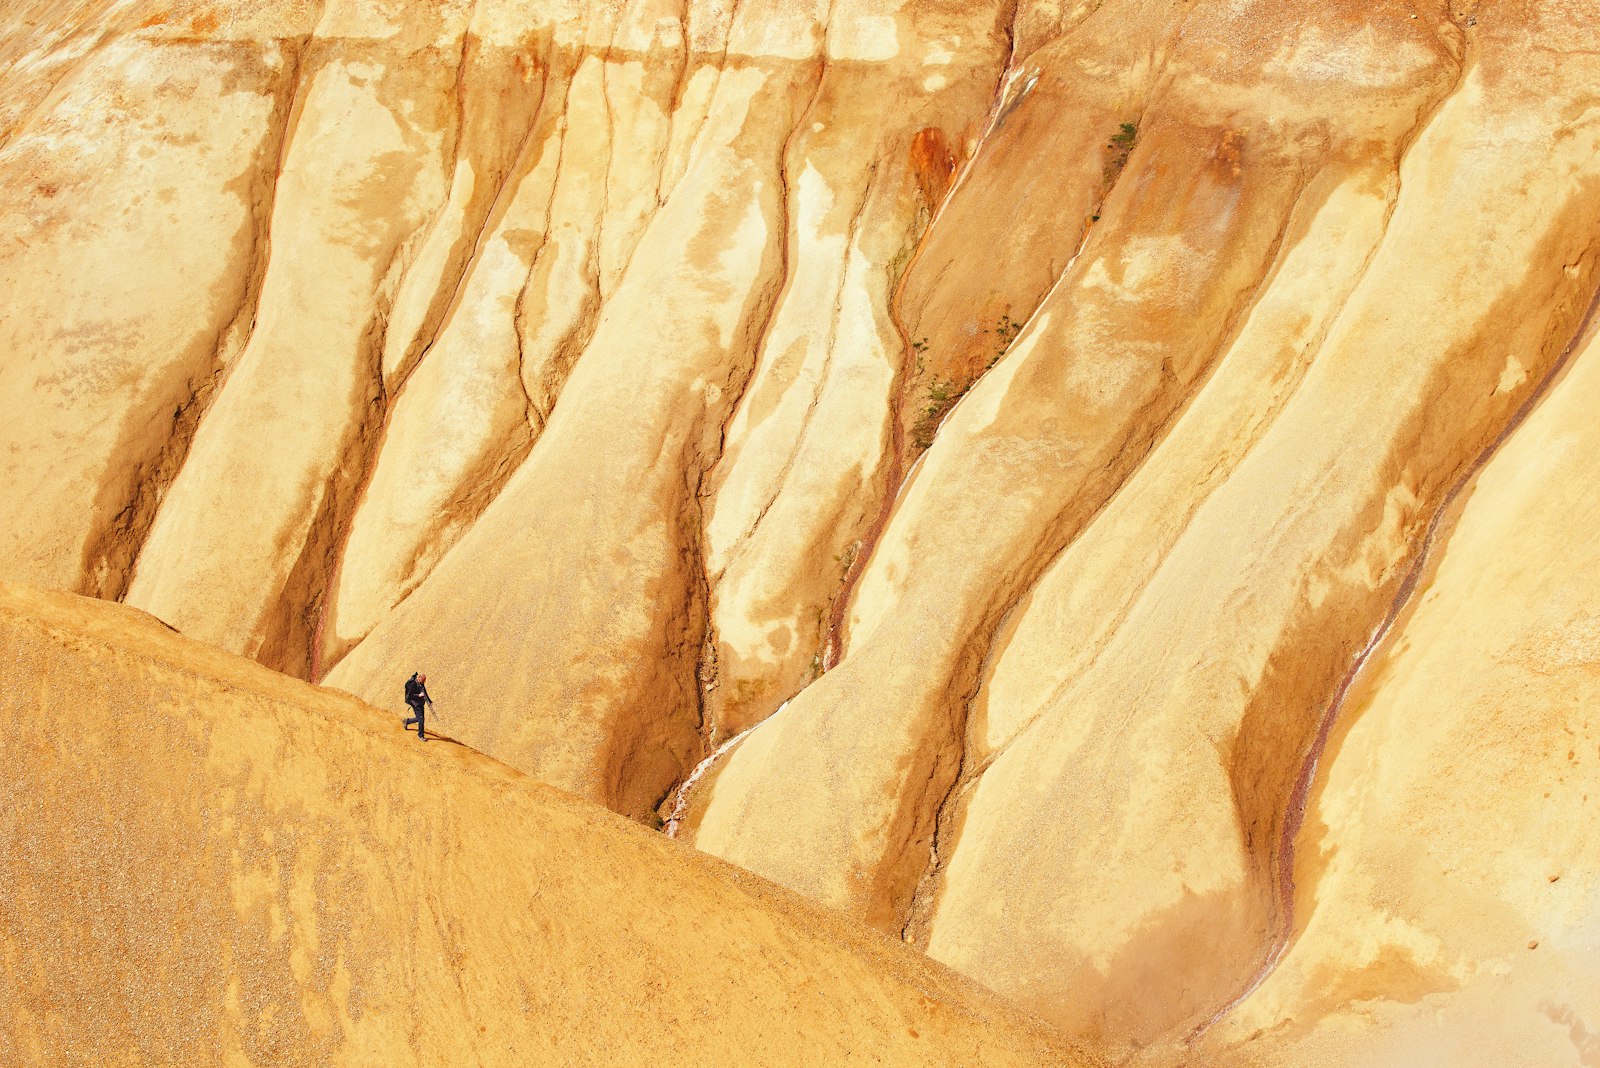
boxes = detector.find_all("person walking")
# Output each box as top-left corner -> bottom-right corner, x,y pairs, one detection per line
403,671 -> 433,739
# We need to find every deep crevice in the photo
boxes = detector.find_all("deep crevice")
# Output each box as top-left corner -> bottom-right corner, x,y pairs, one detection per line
1187,262 -> 1600,1045
93,36 -> 312,602
819,1 -> 1022,671
661,6 -> 834,828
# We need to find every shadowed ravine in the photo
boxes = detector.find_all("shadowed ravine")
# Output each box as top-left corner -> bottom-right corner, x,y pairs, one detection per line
1189,268 -> 1600,1047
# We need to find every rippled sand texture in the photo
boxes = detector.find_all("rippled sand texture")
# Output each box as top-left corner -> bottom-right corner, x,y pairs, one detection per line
4,0 -> 1599,1061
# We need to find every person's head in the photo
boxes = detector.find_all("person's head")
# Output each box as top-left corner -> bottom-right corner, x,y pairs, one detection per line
418,673 -> 426,684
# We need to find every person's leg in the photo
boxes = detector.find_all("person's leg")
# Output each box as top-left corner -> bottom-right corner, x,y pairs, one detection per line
416,706 -> 425,739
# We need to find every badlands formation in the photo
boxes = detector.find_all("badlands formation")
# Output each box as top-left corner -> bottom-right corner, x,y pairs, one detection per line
3,0 -> 1600,1064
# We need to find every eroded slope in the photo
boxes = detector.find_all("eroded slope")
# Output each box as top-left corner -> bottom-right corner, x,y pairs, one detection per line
5,0 -> 1600,1059
1186,264 -> 1600,1068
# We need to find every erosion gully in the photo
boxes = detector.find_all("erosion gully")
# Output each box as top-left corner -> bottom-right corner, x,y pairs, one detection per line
1188,274 -> 1600,1042
820,9 -> 1024,670
661,9 -> 1031,835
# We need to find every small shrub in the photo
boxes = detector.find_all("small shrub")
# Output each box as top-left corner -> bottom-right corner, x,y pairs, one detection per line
1103,120 -> 1138,185
912,378 -> 959,450
994,313 -> 1022,350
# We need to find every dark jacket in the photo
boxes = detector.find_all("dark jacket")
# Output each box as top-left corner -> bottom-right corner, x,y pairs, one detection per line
405,675 -> 431,707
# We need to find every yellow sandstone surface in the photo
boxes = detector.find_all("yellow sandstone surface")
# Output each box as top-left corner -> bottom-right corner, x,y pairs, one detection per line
5,0 -> 1600,1061
916,2 -> 1600,1052
0,583 -> 1088,1067
691,0 -> 1600,1054
1187,288 -> 1600,1068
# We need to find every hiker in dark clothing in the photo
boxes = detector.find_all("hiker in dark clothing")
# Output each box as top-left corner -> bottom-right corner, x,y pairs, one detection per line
403,671 -> 432,739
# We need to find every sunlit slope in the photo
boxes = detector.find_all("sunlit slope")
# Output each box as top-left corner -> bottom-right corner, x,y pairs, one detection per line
1189,278 -> 1600,1068
6,0 -> 1600,1059
689,0 -> 1600,1052
0,584 -> 1088,1067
